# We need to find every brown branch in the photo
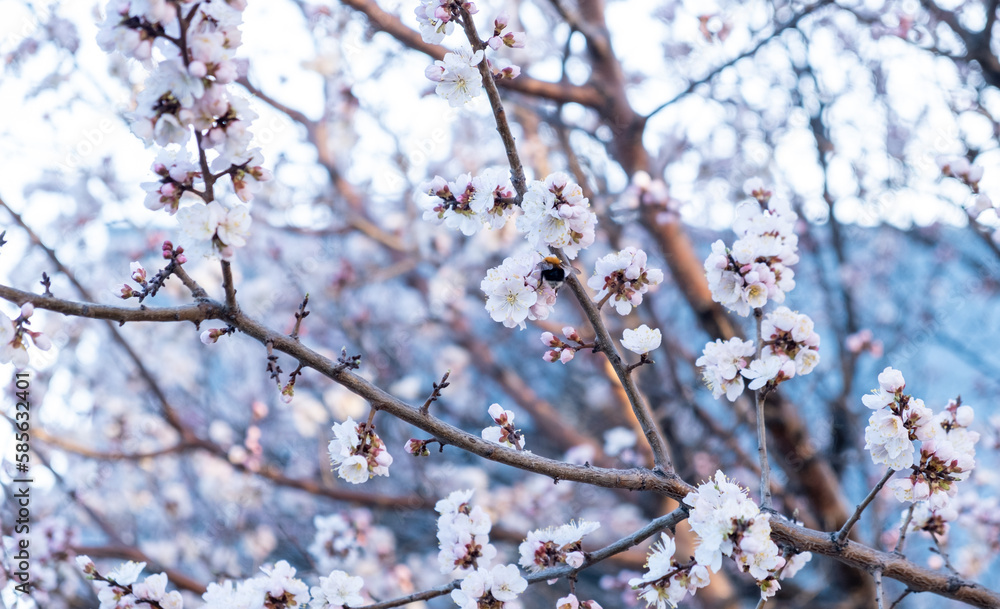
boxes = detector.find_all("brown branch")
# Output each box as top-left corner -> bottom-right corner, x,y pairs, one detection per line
561,265 -> 674,473
221,260 -> 238,311
457,5 -> 527,197
0,284 -> 220,325
334,0 -> 603,107
354,507 -> 688,609
3,289 -> 1000,607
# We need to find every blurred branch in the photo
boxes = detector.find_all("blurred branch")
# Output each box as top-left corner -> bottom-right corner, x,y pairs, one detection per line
236,77 -> 413,253
331,0 -> 604,107
645,0 -> 836,119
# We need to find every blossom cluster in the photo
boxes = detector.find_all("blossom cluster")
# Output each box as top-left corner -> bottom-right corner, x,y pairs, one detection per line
98,0 -> 271,259
703,180 -> 798,316
695,307 -> 819,399
629,534 -> 711,608
76,557 -> 183,609
518,173 -> 597,259
482,403 -> 525,449
417,0 -> 525,105
695,337 -> 756,401
78,555 -> 366,609
436,490 -> 499,577
863,367 -> 932,470
451,564 -> 528,609
683,471 -> 810,600
863,368 -> 979,522
176,199 -> 252,260
517,520 -> 600,572
327,416 -> 394,484
0,303 -> 52,369
744,307 -> 820,390
420,169 -> 517,235
421,171 -> 599,329
588,247 -> 664,315
481,251 -> 554,329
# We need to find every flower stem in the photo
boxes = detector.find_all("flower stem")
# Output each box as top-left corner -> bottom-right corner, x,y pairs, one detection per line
836,468 -> 895,545
754,307 -> 771,509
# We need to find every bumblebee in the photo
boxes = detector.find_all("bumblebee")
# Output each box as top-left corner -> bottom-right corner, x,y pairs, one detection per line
539,255 -> 578,292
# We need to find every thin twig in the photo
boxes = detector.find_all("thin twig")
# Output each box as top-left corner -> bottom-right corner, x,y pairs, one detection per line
931,533 -> 959,575
889,588 -> 914,609
354,508 -> 688,609
836,468 -> 895,545
420,370 -> 451,414
645,0 -> 835,119
894,504 -> 916,555
754,307 -> 771,509
289,294 -> 310,340
171,263 -> 209,300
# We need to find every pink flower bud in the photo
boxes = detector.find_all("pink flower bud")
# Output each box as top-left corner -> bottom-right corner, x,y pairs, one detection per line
559,348 -> 575,364
562,326 -> 580,342
121,284 -> 135,299
160,182 -> 177,197
201,330 -> 219,345
488,402 -> 507,422
502,31 -> 525,48
494,11 -> 509,29
130,261 -> 147,283
19,303 -> 34,318
188,60 -> 208,78
425,64 -> 445,82
543,350 -> 558,362
540,331 -> 556,346
499,65 -> 520,79
30,332 -> 51,351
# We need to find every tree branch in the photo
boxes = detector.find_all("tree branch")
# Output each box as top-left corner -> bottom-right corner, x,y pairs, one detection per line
3,287 -> 1000,607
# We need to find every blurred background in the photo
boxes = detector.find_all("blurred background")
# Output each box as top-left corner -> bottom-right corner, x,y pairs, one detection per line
1,0 -> 1000,607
